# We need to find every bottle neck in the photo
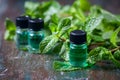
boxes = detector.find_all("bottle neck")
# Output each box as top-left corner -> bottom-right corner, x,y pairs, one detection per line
28,29 -> 43,34
16,27 -> 28,33
70,43 -> 87,49
17,27 -> 28,30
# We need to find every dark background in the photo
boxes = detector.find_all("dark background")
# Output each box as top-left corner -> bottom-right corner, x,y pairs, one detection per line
0,0 -> 120,33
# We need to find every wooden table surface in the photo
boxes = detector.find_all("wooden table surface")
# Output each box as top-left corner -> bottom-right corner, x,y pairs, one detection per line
0,35 -> 120,80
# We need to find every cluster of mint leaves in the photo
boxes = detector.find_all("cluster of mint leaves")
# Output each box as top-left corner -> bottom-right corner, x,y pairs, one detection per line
4,0 -> 120,70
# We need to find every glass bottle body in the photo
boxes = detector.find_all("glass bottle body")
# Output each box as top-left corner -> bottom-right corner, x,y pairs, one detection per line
16,28 -> 28,50
28,30 -> 44,53
69,43 -> 88,67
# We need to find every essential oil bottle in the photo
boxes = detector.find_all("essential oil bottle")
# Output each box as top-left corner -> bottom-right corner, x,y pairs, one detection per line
69,30 -> 88,67
16,16 -> 29,51
28,18 -> 44,53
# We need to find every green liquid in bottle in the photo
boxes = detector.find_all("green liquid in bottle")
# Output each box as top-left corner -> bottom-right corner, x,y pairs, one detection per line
16,29 -> 28,51
69,43 -> 88,67
28,31 -> 44,53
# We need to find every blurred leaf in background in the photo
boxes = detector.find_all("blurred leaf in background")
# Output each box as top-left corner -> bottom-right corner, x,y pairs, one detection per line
4,18 -> 16,40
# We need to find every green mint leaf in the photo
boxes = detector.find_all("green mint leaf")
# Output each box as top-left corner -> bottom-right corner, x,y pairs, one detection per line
85,16 -> 103,44
25,1 -> 40,12
72,0 -> 91,11
5,18 -> 16,30
57,17 -> 71,31
101,9 -> 120,25
50,41 -> 63,54
88,6 -> 101,18
113,50 -> 120,60
110,27 -> 120,47
60,5 -> 71,14
88,47 -> 120,68
59,25 -> 71,37
44,1 -> 61,22
57,17 -> 72,37
51,14 -> 59,25
50,1 -> 61,9
4,18 -> 16,40
71,6 -> 86,22
49,23 -> 57,34
53,61 -> 79,71
59,42 -> 66,56
85,16 -> 103,33
25,1 -> 41,18
87,34 -> 92,45
71,0 -> 90,22
109,53 -> 120,68
88,47 -> 110,65
39,35 -> 54,53
42,37 -> 59,53
59,40 -> 70,61
41,1 -> 53,12
102,31 -> 113,40
91,34 -> 104,42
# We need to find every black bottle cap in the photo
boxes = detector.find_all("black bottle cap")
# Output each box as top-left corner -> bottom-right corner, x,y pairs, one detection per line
28,18 -> 44,31
70,30 -> 86,44
16,16 -> 29,28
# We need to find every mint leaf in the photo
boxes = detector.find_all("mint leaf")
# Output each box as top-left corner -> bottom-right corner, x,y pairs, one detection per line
57,17 -> 71,31
72,0 -> 91,11
5,18 -> 16,30
110,27 -> 120,47
44,1 -> 61,22
40,35 -> 54,53
42,36 -> 58,53
71,7 -> 86,22
40,17 -> 72,54
53,61 -> 79,71
41,1 -> 53,12
85,16 -> 103,44
87,47 -> 110,65
59,25 -> 71,37
59,40 -> 70,61
57,17 -> 72,37
49,23 -> 57,34
25,1 -> 40,12
4,18 -> 16,40
88,6 -> 101,18
109,53 -> 120,68
85,16 -> 103,33
51,14 -> 59,25
101,9 -> 120,25
50,41 -> 63,54
113,50 -> 120,60
102,31 -> 113,40
25,1 -> 41,18
59,42 -> 66,56
91,34 -> 104,42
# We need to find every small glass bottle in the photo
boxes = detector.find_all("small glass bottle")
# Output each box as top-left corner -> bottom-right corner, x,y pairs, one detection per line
16,16 -> 29,51
69,30 -> 88,67
28,18 -> 44,53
